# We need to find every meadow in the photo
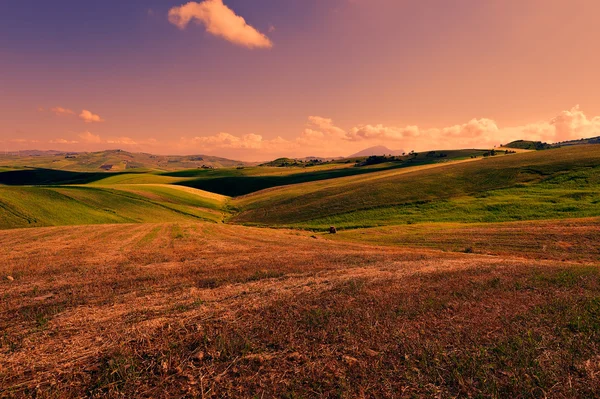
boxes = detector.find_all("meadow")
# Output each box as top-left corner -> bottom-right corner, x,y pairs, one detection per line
1,145 -> 599,398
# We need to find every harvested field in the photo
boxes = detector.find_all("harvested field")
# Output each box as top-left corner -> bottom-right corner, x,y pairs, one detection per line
334,218 -> 600,262
1,222 -> 599,398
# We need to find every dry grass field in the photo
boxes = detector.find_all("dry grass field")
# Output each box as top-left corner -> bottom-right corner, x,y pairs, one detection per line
2,222 -> 599,398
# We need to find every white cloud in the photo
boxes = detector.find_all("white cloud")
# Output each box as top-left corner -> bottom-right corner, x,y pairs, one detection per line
79,110 -> 104,123
168,0 -> 273,49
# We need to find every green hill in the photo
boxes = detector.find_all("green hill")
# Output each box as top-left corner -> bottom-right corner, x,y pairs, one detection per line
231,146 -> 600,229
173,149 -> 490,196
0,149 -> 250,172
1,146 -> 599,231
0,185 -> 225,229
503,140 -> 551,150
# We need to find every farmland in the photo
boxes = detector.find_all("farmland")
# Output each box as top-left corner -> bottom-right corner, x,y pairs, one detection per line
1,145 -> 600,398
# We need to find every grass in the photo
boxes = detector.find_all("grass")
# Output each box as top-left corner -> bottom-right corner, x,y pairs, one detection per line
331,218 -> 600,262
0,149 -> 249,172
2,144 -> 600,397
2,146 -> 599,230
231,146 -> 600,228
170,149 -> 491,196
107,184 -> 229,211
0,186 -> 222,229
1,222 -> 599,397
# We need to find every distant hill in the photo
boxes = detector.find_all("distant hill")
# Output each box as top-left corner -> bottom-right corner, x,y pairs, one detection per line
504,136 -> 600,150
503,140 -> 552,150
555,136 -> 600,146
349,146 -> 405,158
260,158 -> 303,167
0,149 -> 252,172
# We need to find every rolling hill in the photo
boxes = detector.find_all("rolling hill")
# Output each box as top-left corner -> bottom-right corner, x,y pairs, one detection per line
231,145 -> 600,228
1,145 -> 599,231
0,149 -> 251,172
0,185 -> 227,229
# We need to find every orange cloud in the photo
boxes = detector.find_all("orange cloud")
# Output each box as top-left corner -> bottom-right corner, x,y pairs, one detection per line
78,131 -> 102,143
49,138 -> 78,144
190,132 -> 265,149
168,0 -> 273,49
348,124 -> 420,141
79,110 -> 104,123
107,137 -> 137,145
51,106 -> 75,116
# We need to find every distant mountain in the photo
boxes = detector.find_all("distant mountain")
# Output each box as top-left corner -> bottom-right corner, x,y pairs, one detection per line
348,146 -> 405,158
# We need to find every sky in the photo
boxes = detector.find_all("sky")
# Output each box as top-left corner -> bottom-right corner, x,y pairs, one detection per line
1,0 -> 600,161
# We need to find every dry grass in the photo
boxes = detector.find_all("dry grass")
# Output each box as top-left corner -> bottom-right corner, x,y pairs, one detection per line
1,222 -> 599,398
333,218 -> 600,262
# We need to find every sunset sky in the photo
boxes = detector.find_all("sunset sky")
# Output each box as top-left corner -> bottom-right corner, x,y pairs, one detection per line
1,0 -> 600,161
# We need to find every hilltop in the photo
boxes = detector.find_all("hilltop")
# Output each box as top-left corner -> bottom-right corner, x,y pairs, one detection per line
504,135 -> 600,150
348,145 -> 406,157
0,149 -> 251,172
503,140 -> 552,150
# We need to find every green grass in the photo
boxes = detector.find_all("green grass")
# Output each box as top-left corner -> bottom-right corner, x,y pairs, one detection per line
0,186 -> 223,229
231,146 -> 600,228
91,173 -> 185,185
171,149 -> 491,196
1,145 -> 599,230
108,184 -> 228,211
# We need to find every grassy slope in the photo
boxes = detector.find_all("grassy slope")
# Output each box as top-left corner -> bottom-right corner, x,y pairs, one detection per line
172,149 -> 490,196
0,186 -> 224,229
232,146 -> 600,228
0,150 -> 249,172
107,184 -> 228,211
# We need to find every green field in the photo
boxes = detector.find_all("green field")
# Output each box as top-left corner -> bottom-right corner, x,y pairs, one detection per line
0,145 -> 599,231
231,146 -> 600,228
0,186 -> 224,229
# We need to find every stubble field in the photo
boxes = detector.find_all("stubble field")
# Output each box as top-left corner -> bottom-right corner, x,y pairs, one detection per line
1,221 -> 599,398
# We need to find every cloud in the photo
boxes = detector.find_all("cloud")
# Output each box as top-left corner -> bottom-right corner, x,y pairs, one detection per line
298,116 -> 347,145
78,131 -> 102,143
10,139 -> 40,144
10,105 -> 600,160
293,106 -> 600,155
348,124 -> 420,141
168,0 -> 273,49
79,110 -> 104,123
190,132 -> 266,149
51,107 -> 75,116
107,137 -> 138,145
49,138 -> 78,144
